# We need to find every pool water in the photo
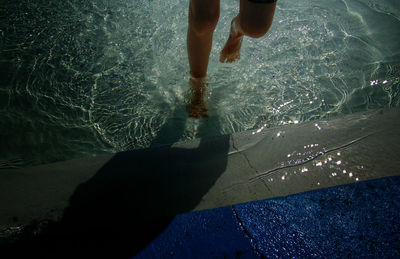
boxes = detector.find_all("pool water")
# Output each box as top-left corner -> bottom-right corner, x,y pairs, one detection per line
0,0 -> 399,168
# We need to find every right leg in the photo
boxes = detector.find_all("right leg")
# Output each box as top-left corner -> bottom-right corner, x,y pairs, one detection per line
186,0 -> 220,118
187,0 -> 220,79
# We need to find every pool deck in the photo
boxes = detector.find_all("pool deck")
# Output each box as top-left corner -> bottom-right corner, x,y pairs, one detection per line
1,108 -> 399,257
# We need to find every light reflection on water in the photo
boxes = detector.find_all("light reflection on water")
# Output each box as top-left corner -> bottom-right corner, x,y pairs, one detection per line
260,136 -> 370,185
275,149 -> 365,185
0,0 -> 399,168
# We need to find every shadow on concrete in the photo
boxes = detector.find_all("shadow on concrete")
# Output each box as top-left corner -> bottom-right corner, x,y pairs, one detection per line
3,107 -> 229,258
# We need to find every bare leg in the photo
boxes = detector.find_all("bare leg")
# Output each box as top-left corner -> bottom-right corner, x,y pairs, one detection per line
220,0 -> 276,63
186,0 -> 220,117
187,0 -> 220,78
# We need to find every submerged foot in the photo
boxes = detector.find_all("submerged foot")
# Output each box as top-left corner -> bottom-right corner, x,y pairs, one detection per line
220,17 -> 244,63
186,77 -> 209,118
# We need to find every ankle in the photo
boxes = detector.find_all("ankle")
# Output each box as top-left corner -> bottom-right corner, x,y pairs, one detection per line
189,76 -> 207,88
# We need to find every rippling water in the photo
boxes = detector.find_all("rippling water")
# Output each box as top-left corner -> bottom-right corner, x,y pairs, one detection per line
0,0 -> 399,168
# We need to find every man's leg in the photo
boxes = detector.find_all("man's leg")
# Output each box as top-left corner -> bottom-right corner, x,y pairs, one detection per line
186,0 -> 220,118
220,0 -> 276,63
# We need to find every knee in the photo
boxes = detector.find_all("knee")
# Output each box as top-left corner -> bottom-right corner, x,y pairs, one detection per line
239,16 -> 273,38
189,5 -> 220,36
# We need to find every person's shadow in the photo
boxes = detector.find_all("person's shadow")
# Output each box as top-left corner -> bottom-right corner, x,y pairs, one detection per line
26,106 -> 230,258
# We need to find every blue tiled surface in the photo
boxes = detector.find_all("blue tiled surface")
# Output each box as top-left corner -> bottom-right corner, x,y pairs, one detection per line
135,177 -> 400,258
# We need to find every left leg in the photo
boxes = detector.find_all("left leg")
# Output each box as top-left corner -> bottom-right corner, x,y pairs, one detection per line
220,0 -> 276,63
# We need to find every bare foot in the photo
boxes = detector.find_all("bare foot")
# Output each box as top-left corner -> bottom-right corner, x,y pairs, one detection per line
186,77 -> 209,118
220,17 -> 244,63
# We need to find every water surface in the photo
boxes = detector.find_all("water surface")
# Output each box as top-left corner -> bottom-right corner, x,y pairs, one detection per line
0,0 -> 399,168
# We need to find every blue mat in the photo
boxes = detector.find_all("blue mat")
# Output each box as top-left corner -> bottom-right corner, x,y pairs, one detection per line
135,176 -> 400,258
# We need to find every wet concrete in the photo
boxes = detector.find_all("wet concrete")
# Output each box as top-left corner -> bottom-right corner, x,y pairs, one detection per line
196,108 -> 400,210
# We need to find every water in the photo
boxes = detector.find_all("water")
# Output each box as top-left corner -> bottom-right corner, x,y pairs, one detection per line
0,0 -> 399,169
